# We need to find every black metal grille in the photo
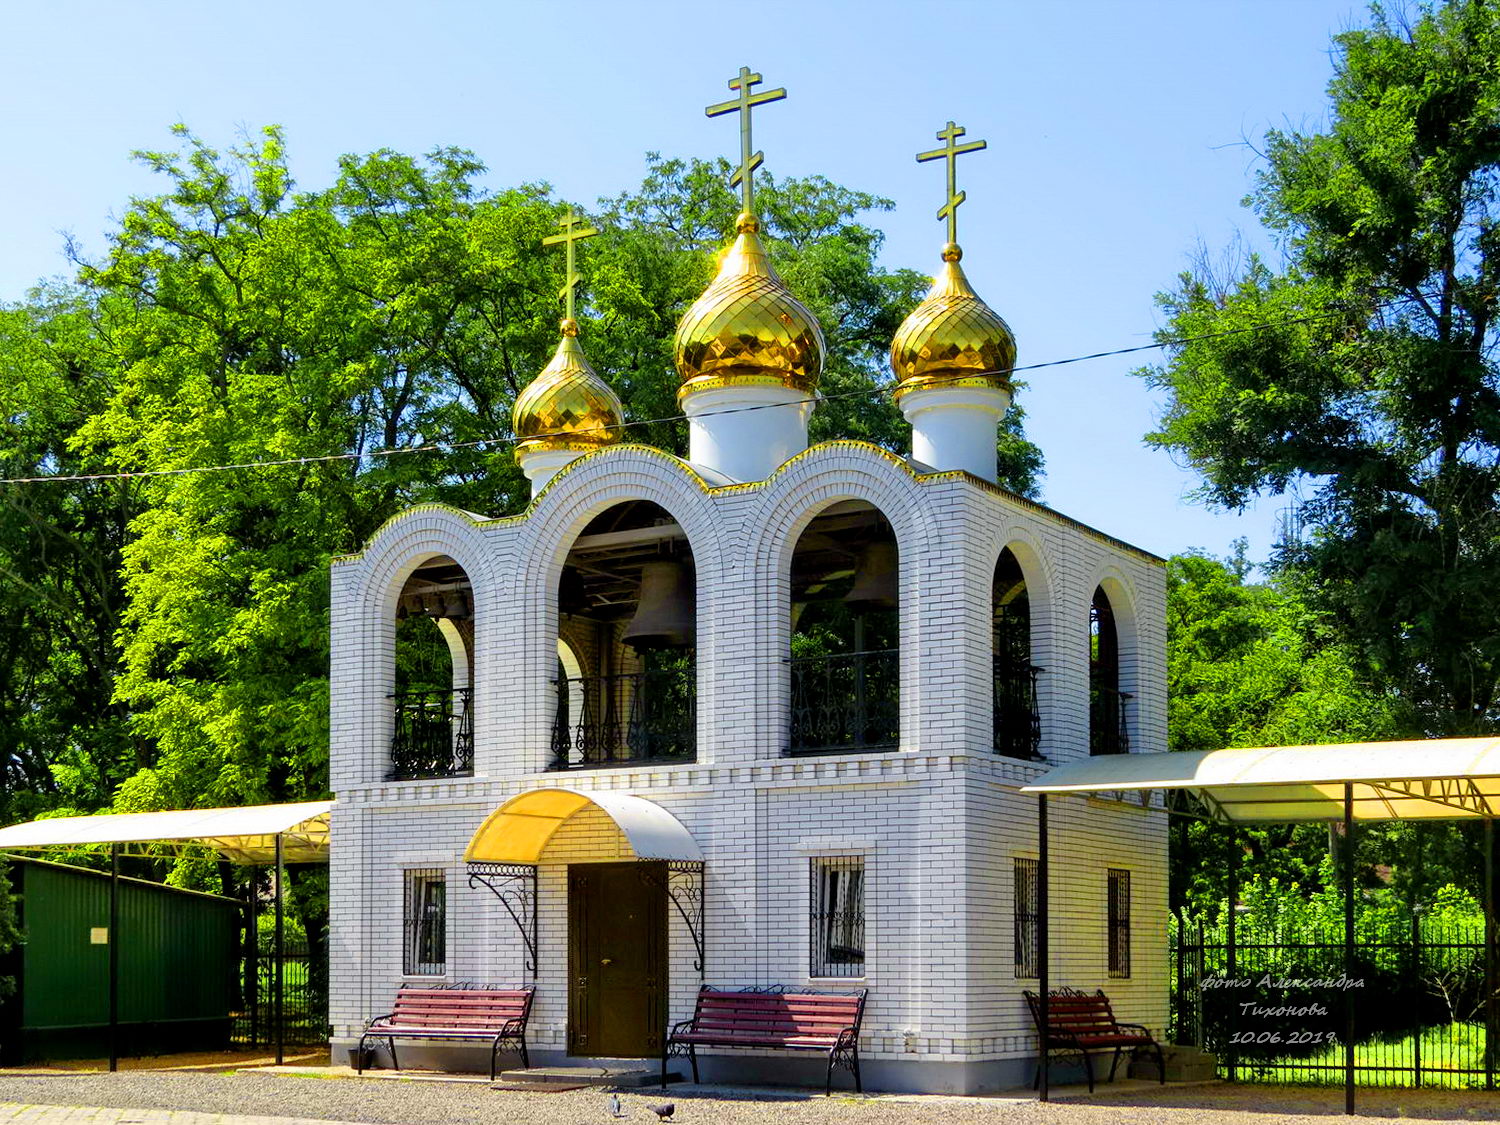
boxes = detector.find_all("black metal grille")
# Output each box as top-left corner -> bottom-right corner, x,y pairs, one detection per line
403,869 -> 446,976
994,656 -> 1043,759
1089,685 -> 1131,755
787,649 -> 898,755
810,856 -> 865,978
231,936 -> 325,1047
389,688 -> 473,780
550,667 -> 696,768
1014,857 -> 1040,978
1172,917 -> 1496,1087
1108,868 -> 1131,978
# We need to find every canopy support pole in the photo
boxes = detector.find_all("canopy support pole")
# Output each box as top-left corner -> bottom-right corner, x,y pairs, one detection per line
1037,794 -> 1049,1103
246,872 -> 259,1048
1486,818 -> 1496,1090
1226,824 -> 1237,1083
275,832 -> 284,1067
108,842 -> 119,1073
1343,782 -> 1355,1116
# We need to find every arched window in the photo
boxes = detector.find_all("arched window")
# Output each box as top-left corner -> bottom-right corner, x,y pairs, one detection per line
390,556 -> 473,779
787,502 -> 899,754
993,549 -> 1042,760
1089,586 -> 1129,755
551,501 -> 696,768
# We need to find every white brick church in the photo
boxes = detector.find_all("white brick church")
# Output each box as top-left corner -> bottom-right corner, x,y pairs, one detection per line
326,100 -> 1168,1093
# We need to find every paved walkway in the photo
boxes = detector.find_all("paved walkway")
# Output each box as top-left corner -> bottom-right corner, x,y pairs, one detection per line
0,1110 -> 365,1125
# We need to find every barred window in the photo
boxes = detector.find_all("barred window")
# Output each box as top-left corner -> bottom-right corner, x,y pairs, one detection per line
403,869 -> 446,976
1014,857 -> 1039,978
1108,868 -> 1131,978
810,856 -> 865,978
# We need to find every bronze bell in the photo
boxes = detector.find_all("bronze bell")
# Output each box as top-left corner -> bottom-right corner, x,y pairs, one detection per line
844,540 -> 899,609
622,560 -> 696,650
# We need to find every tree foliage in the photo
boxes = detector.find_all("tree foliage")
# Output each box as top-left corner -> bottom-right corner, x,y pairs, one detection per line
1165,550 -> 1407,912
1141,0 -> 1500,736
1,125 -> 1044,837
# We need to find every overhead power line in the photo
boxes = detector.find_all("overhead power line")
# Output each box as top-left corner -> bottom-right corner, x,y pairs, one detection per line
0,300 -> 1388,487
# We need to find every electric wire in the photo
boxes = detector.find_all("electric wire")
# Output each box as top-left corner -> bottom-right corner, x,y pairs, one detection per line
0,299 -> 1391,487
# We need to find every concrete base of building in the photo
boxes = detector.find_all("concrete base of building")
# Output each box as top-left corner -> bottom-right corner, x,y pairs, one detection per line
332,1038 -> 1046,1095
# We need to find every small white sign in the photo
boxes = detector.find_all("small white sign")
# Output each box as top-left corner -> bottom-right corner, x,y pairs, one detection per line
89,927 -> 108,945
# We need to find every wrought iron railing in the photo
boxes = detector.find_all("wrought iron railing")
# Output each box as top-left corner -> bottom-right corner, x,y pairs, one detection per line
550,668 -> 696,768
388,687 -> 473,780
786,649 -> 899,755
1089,683 -> 1131,755
994,656 -> 1043,760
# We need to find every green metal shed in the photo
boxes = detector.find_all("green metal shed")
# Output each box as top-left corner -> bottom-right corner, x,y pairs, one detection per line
0,856 -> 239,1062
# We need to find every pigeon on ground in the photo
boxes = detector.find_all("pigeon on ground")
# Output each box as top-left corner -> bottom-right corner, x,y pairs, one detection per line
650,1104 -> 675,1121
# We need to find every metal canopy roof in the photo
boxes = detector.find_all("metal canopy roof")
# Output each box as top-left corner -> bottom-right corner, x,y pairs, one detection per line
464,788 -> 702,864
1020,739 -> 1500,822
0,800 -> 333,864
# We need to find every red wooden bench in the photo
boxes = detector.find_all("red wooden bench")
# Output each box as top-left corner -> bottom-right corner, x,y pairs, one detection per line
663,985 -> 866,1094
1024,987 -> 1164,1092
359,984 -> 534,1080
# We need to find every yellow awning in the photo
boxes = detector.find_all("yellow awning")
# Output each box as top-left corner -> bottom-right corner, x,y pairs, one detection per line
0,801 -> 333,864
1020,739 -> 1500,822
465,788 -> 702,864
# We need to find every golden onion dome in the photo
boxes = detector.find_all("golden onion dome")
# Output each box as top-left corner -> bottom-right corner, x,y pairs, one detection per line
890,243 -> 1016,399
674,212 -> 825,400
513,319 -> 625,456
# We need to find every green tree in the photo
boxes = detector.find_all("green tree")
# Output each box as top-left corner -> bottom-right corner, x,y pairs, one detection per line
1165,551 -> 1404,912
1141,0 -> 1500,736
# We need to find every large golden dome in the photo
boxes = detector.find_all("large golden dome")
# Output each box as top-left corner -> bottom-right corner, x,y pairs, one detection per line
674,212 -> 825,400
513,319 -> 625,455
890,243 -> 1015,399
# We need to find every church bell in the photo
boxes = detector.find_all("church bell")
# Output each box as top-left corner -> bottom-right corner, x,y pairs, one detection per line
622,559 -> 695,650
844,540 -> 899,609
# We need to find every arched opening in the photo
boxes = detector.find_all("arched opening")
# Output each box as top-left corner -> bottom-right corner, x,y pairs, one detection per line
993,548 -> 1043,760
1089,585 -> 1130,755
787,501 -> 899,755
390,555 -> 474,780
552,500 -> 696,768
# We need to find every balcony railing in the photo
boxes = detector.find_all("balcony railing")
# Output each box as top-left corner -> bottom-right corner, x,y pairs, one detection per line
389,687 -> 473,780
994,656 -> 1044,760
1089,683 -> 1132,755
550,668 -> 696,768
786,648 -> 899,755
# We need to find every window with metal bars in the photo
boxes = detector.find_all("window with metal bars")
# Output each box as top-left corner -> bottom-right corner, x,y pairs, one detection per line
1014,857 -> 1040,978
403,869 -> 446,976
809,856 -> 865,977
1108,868 -> 1131,978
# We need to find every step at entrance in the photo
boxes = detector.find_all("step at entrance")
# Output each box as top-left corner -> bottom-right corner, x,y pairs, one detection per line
499,1064 -> 681,1088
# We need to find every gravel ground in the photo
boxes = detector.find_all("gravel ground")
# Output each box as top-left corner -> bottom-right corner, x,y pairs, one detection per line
0,1073 -> 1499,1125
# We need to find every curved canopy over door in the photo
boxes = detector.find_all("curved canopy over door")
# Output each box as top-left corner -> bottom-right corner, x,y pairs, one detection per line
463,788 -> 702,863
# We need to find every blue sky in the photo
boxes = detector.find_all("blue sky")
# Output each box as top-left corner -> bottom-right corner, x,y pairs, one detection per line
0,0 -> 1369,563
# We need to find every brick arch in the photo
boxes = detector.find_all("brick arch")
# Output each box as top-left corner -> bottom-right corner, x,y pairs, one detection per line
989,531 -> 1056,759
738,444 -> 936,757
506,448 -> 727,769
356,505 -> 497,622
338,505 -> 497,785
1088,565 -> 1141,753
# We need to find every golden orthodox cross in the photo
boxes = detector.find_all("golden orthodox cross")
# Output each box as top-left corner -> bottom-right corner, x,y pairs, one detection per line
706,66 -> 786,216
916,121 -> 987,245
541,209 -> 599,322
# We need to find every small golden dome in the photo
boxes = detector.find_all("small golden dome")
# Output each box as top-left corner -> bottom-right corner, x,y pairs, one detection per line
674,212 -> 825,400
513,319 -> 625,456
890,243 -> 1016,399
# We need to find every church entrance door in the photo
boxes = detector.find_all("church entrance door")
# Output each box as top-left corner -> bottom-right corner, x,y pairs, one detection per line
567,861 -> 666,1058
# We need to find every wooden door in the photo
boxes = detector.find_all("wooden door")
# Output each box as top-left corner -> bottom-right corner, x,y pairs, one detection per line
567,862 -> 666,1057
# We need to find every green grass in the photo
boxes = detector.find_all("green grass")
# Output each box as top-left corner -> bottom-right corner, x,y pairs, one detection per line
1235,1024 -> 1489,1088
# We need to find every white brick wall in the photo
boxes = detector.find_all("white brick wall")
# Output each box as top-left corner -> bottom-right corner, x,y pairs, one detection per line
327,441 -> 1170,1085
